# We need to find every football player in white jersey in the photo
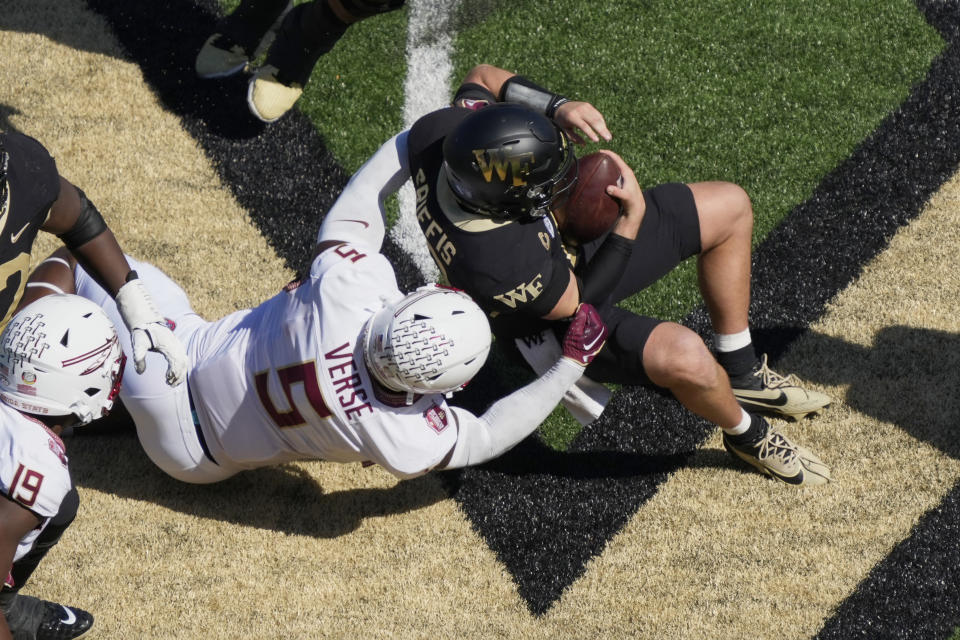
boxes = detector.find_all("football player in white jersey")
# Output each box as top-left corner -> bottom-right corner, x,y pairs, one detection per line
21,130 -> 608,485
0,294 -> 125,640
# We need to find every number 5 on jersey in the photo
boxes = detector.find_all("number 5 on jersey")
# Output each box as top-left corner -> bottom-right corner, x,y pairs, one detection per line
254,361 -> 332,428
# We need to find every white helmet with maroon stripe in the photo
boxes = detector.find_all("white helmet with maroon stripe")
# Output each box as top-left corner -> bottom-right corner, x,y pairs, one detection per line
0,294 -> 125,425
363,285 -> 491,400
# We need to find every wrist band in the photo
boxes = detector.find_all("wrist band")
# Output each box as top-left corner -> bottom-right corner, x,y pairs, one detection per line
501,76 -> 570,118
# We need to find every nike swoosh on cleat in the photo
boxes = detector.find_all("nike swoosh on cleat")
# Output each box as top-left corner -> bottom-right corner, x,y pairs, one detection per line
341,219 -> 370,228
732,389 -> 789,407
59,605 -> 77,625
10,222 -> 30,243
764,466 -> 804,485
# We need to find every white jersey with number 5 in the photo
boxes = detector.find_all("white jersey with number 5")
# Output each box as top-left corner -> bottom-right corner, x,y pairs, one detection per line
187,243 -> 461,479
0,403 -> 72,564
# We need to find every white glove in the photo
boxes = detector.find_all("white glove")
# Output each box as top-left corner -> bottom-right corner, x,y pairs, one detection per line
115,274 -> 188,386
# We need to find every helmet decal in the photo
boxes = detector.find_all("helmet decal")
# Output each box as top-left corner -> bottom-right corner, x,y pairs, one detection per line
61,335 -> 120,376
443,103 -> 579,220
472,148 -> 535,187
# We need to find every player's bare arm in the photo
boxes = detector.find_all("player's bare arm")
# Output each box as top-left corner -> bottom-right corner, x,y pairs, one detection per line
460,64 -> 611,144
0,499 -> 43,640
40,178 -> 188,386
17,247 -> 78,311
40,178 -> 130,295
543,271 -> 580,320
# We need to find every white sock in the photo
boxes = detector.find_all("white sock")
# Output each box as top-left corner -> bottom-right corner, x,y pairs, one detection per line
721,408 -> 752,435
714,328 -> 752,353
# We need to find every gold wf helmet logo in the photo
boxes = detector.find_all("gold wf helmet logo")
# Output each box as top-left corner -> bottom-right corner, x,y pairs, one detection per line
473,149 -> 535,186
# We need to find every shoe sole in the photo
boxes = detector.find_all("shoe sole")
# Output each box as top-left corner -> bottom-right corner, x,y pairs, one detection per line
197,61 -> 248,80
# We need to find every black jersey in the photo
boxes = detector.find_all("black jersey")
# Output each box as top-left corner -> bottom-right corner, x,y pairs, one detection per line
406,100 -> 574,338
0,132 -> 58,327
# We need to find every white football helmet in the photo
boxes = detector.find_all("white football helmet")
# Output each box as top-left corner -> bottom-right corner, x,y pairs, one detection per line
0,294 -> 125,425
363,285 -> 491,401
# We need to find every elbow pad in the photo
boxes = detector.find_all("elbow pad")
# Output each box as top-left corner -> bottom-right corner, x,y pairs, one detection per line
57,189 -> 108,249
577,233 -> 632,304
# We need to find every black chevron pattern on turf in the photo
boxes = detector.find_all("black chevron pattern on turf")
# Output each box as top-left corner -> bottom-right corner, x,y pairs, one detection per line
815,480 -> 960,640
86,0 -> 960,625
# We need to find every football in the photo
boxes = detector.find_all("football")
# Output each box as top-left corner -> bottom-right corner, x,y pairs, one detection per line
558,152 -> 623,244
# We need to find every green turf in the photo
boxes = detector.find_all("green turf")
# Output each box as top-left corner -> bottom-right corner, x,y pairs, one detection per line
452,0 -> 942,323
220,0 -> 942,450
950,626 -> 960,640
295,10 -> 407,172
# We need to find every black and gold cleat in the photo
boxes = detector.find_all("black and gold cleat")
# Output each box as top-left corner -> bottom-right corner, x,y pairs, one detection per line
730,354 -> 831,421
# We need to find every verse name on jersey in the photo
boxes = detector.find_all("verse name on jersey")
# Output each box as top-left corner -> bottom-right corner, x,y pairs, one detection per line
325,342 -> 373,420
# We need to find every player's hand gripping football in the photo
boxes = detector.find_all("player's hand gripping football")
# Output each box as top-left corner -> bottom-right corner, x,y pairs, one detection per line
115,274 -> 189,386
562,303 -> 609,367
601,150 -> 647,239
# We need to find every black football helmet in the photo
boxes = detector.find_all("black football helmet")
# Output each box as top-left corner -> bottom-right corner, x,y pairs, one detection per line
442,103 -> 577,219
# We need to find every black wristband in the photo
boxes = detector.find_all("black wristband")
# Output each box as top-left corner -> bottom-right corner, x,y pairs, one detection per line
577,234 -> 633,305
501,75 -> 569,119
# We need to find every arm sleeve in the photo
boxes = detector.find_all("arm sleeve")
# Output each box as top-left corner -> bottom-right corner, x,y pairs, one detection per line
576,233 -> 633,305
317,130 -> 411,250
443,358 -> 584,469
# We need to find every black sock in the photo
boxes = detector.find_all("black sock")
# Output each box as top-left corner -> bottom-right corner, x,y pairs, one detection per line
219,0 -> 291,53
268,2 -> 348,86
716,343 -> 757,380
726,414 -> 768,447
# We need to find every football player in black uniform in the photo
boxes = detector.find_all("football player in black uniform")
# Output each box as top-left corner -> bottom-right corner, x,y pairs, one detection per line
0,131 -> 187,386
195,0 -> 405,122
340,64 -> 832,486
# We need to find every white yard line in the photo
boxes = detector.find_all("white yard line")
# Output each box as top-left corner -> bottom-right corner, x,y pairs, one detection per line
391,0 -> 462,282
